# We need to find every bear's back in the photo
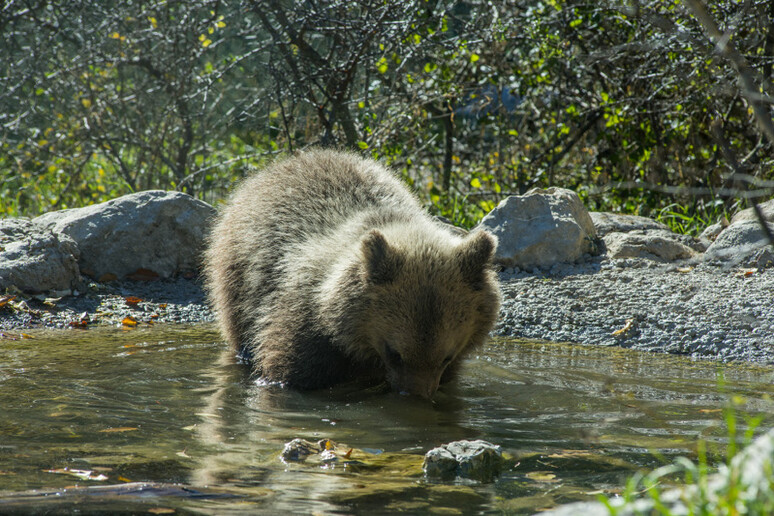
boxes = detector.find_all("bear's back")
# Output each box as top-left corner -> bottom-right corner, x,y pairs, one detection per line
228,149 -> 423,249
205,149 -> 431,350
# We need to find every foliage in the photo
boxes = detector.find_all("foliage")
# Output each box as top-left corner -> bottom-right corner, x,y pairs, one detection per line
600,389 -> 774,515
2,0 -> 774,228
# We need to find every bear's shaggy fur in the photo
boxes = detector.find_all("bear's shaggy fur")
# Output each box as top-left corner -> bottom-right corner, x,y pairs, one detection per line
204,149 -> 500,398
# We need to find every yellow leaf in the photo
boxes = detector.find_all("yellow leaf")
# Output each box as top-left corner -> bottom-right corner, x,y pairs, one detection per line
202,38 -> 212,48
81,98 -> 92,108
470,178 -> 482,188
612,318 -> 634,336
470,53 -> 480,63
122,316 -> 138,327
147,16 -> 157,28
110,32 -> 121,39
216,21 -> 226,28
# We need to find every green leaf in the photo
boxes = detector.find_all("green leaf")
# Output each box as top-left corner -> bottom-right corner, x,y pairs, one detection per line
357,141 -> 369,149
376,57 -> 388,74
470,53 -> 480,63
470,177 -> 482,188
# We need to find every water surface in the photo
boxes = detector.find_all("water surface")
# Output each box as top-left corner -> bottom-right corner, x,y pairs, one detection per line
1,325 -> 772,514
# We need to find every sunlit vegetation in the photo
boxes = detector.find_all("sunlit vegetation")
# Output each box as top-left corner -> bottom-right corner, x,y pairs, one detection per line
2,1 -> 773,231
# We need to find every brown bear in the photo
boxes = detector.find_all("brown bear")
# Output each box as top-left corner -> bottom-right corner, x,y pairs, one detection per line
204,149 -> 500,398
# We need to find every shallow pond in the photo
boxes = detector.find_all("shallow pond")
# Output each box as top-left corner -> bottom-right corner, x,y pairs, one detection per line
1,325 -> 773,514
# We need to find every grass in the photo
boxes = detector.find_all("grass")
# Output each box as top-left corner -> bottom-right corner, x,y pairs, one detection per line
599,394 -> 774,516
655,200 -> 731,237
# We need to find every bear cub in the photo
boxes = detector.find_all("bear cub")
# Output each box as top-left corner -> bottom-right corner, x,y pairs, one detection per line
205,149 -> 500,398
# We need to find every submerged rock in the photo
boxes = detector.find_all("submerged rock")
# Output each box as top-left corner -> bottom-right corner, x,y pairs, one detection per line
423,440 -> 505,482
280,438 -> 322,463
0,218 -> 81,294
279,438 -> 424,477
34,190 -> 216,280
479,188 -> 598,269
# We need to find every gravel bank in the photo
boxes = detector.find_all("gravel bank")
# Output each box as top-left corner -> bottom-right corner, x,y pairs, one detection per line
0,277 -> 214,332
1,261 -> 773,366
495,258 -> 774,364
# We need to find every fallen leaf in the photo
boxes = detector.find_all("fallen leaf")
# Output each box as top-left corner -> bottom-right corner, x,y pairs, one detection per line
21,333 -> 34,339
0,295 -> 17,308
526,471 -> 558,482
546,450 -> 593,459
341,448 -> 353,459
126,268 -> 159,281
122,316 -> 138,327
98,272 -> 118,282
699,408 -> 722,414
612,318 -> 634,336
118,476 -> 132,482
69,320 -> 89,329
125,296 -> 143,307
150,313 -> 159,319
676,266 -> 693,273
158,303 -> 167,309
99,427 -> 139,433
148,508 -> 176,515
45,468 -> 108,481
735,269 -> 756,278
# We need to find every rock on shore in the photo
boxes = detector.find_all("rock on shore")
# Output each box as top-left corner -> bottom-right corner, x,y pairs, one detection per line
33,190 -> 215,281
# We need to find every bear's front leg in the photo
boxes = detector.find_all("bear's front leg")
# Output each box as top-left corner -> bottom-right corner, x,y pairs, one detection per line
255,319 -> 356,390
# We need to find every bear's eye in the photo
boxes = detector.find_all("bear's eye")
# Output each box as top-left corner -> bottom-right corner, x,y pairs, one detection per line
385,345 -> 403,367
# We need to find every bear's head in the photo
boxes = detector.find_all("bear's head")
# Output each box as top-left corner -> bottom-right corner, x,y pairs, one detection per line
354,228 -> 500,398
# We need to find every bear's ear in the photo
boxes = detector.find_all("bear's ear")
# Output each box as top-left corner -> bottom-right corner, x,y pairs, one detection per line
458,230 -> 496,288
361,230 -> 403,284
